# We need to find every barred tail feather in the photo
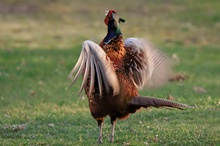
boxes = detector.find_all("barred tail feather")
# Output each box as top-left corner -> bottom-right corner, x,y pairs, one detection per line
130,96 -> 187,109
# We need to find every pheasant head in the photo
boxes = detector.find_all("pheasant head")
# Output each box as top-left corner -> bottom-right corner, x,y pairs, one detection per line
104,10 -> 125,44
104,10 -> 125,26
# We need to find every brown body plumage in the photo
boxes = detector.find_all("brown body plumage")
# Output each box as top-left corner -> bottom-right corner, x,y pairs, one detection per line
69,10 -> 187,143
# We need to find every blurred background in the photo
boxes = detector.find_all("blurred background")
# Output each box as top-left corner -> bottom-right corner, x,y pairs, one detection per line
0,0 -> 219,49
0,0 -> 220,145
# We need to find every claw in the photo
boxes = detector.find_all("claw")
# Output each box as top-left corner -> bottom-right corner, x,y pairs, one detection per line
98,137 -> 103,144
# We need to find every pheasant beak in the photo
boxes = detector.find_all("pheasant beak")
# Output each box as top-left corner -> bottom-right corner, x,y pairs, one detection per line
104,10 -> 125,25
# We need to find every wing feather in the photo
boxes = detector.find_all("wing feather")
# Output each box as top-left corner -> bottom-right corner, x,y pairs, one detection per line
97,61 -> 110,93
68,51 -> 84,79
89,55 -> 95,95
93,58 -> 103,96
124,38 -> 171,89
79,53 -> 90,94
68,40 -> 120,96
69,55 -> 86,87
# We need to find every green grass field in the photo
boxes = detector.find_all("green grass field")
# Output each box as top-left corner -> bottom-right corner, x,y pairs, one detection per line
0,0 -> 220,145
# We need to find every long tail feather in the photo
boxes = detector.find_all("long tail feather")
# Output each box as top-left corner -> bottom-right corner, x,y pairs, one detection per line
129,96 -> 187,109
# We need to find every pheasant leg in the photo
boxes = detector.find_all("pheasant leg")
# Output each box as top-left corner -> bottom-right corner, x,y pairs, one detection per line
110,116 -> 116,143
97,119 -> 104,143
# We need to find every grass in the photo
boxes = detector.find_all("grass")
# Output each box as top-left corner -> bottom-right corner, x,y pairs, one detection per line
0,0 -> 220,145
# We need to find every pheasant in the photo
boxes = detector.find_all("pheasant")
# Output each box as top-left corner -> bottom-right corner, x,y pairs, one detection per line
68,10 -> 187,143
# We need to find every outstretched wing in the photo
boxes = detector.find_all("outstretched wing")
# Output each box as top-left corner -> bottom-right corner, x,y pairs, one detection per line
124,38 -> 171,89
68,40 -> 120,96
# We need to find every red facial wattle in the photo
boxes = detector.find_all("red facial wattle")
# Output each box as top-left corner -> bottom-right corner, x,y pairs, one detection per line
104,10 -> 117,25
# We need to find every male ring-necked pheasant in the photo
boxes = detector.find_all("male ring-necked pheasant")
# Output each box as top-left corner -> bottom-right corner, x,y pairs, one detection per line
68,10 -> 186,143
